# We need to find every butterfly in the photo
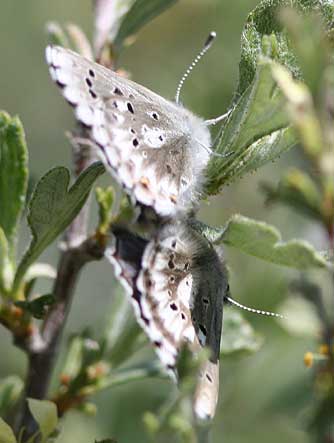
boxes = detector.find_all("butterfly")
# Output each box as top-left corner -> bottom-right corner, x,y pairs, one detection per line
45,34 -> 228,217
105,219 -> 229,420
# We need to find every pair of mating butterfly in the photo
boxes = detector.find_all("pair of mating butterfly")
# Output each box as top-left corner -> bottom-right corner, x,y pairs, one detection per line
46,33 -> 280,420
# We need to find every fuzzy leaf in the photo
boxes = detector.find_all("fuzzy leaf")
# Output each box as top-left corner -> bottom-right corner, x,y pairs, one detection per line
114,0 -> 178,48
219,215 -> 330,269
193,216 -> 331,270
205,54 -> 297,194
0,418 -> 16,443
237,0 -> 334,98
27,399 -> 58,442
205,0 -> 334,194
221,308 -> 263,355
0,112 -> 28,255
0,376 -> 24,417
12,162 -> 105,295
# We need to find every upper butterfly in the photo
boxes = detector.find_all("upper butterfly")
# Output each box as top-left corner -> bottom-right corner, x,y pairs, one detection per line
45,39 -> 219,217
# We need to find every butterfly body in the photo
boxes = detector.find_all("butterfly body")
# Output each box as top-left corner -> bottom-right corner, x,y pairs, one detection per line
46,45 -> 211,216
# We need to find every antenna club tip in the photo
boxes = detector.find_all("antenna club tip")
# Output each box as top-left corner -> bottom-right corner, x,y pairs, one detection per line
204,31 -> 217,48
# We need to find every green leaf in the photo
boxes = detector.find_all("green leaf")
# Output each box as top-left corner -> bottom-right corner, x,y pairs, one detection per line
46,21 -> 70,47
114,0 -> 178,49
221,308 -> 263,355
278,296 -> 322,337
15,294 -> 55,320
219,214 -> 330,270
27,399 -> 58,442
272,63 -> 323,157
205,0 -> 334,194
61,335 -> 85,380
0,418 -> 16,443
0,227 -> 13,293
192,216 -> 331,270
24,263 -> 57,283
95,186 -> 114,234
279,8 -> 331,99
0,376 -> 24,417
12,162 -> 105,295
205,53 -> 297,194
0,111 -> 28,255
261,168 -> 324,221
236,0 -> 334,98
94,0 -> 136,52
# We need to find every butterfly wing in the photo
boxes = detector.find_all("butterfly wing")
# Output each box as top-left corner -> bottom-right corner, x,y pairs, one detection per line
106,221 -> 227,419
46,45 -> 210,216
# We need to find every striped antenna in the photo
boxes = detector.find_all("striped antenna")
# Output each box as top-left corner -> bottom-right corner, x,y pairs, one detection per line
225,296 -> 284,319
175,31 -> 216,104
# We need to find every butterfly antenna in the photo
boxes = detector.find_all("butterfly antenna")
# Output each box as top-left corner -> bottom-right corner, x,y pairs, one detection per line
225,296 -> 284,319
196,140 -> 233,158
175,31 -> 217,104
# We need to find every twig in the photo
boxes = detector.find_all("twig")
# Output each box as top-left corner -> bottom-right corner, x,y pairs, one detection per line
14,236 -> 105,437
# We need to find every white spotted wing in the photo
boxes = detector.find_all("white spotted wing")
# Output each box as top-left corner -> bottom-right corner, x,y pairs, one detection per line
106,221 -> 228,419
46,45 -> 211,216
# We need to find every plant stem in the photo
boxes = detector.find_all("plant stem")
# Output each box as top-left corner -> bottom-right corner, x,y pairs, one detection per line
13,136 -> 103,437
14,237 -> 104,438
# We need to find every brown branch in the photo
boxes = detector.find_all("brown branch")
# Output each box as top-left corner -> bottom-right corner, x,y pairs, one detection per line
14,236 -> 105,438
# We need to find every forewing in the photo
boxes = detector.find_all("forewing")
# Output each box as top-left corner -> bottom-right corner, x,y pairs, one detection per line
46,45 -> 195,216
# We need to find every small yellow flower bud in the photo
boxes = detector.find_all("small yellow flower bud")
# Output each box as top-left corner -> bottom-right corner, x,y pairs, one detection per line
304,352 -> 314,368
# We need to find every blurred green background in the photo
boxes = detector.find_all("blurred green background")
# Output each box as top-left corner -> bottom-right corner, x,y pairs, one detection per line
0,0 -> 328,442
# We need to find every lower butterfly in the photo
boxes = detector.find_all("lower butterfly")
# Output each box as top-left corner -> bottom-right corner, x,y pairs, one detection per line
106,219 -> 228,420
